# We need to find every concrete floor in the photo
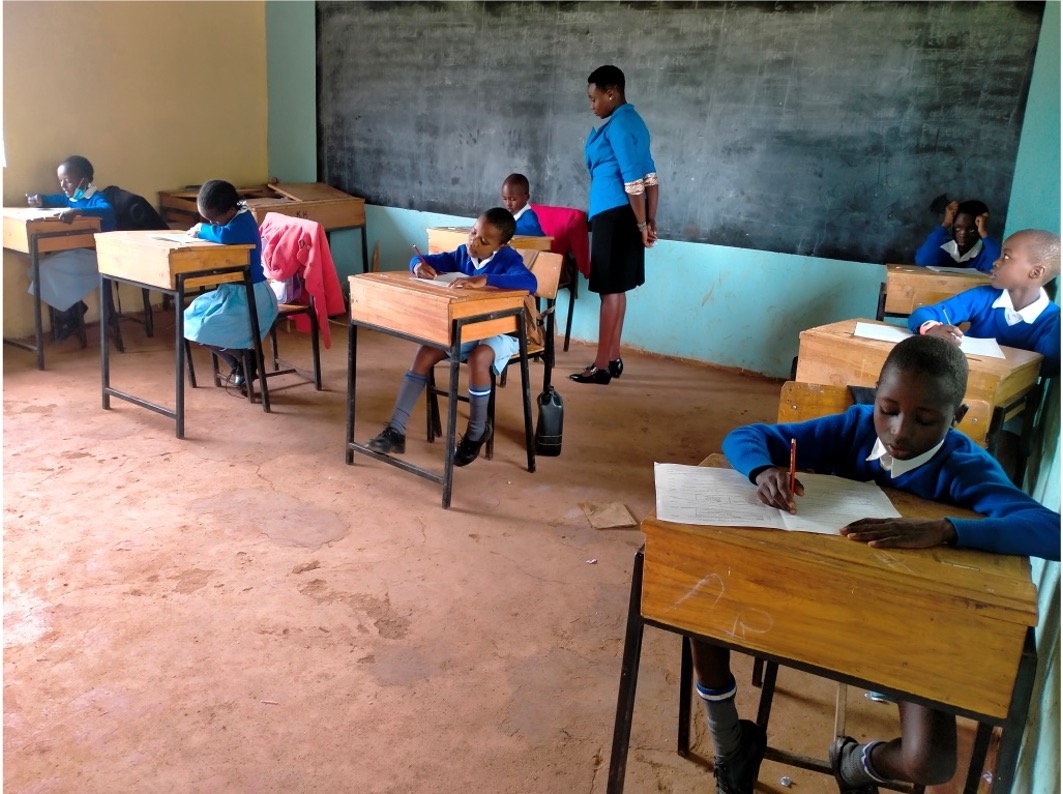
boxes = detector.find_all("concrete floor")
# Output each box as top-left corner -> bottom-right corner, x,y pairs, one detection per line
4,313 -> 980,793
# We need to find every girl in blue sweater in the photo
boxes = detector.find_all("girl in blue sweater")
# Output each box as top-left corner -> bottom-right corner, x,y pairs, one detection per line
909,229 -> 1060,375
691,335 -> 1059,794
183,180 -> 279,389
367,208 -> 537,467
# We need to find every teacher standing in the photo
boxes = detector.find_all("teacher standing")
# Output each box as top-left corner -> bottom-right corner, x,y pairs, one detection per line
571,64 -> 659,386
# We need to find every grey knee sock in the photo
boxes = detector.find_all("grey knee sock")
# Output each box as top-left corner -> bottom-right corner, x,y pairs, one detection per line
696,678 -> 743,759
467,382 -> 491,438
389,371 -> 427,434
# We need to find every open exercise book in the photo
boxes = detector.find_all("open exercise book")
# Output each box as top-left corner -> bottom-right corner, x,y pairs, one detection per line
854,321 -> 1004,359
415,272 -> 465,288
653,463 -> 900,535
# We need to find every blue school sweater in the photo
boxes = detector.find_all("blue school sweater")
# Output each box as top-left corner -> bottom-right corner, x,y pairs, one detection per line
409,244 -> 537,293
514,207 -> 546,237
914,226 -> 1000,274
585,103 -> 656,220
907,285 -> 1060,374
196,209 -> 266,283
722,405 -> 1060,561
40,187 -> 116,232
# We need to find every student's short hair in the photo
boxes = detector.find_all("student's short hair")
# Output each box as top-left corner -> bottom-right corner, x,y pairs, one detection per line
1017,229 -> 1062,279
197,179 -> 242,214
956,200 -> 989,218
503,173 -> 530,194
588,65 -> 625,93
482,207 -> 516,244
881,335 -> 968,409
60,155 -> 94,181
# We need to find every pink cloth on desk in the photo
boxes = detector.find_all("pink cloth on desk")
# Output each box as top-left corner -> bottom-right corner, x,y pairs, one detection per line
530,204 -> 591,278
258,212 -> 344,349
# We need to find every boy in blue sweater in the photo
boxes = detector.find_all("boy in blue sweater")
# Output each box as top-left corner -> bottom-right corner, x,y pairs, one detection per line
500,173 -> 546,237
26,155 -> 117,339
693,335 -> 1060,794
368,208 -> 537,467
909,229 -> 1060,375
914,199 -> 999,273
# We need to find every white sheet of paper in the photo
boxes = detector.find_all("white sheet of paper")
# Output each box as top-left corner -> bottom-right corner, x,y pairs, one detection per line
926,266 -> 986,276
653,463 -> 900,535
854,321 -> 911,344
414,271 -> 465,288
151,233 -> 195,243
958,335 -> 1006,359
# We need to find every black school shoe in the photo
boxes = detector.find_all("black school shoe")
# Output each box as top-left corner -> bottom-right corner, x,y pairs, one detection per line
828,736 -> 880,794
368,426 -> 406,455
454,421 -> 492,467
585,358 -> 624,378
713,720 -> 767,794
570,366 -> 611,385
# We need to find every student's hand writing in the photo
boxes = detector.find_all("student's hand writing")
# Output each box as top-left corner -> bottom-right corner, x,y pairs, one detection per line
841,517 -> 956,549
413,262 -> 436,279
975,212 -> 989,238
448,275 -> 488,290
187,223 -> 203,238
753,467 -> 804,514
26,194 -> 42,208
926,323 -> 963,345
57,209 -> 81,224
942,200 -> 959,227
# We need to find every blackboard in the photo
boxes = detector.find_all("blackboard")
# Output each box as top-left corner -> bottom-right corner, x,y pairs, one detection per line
317,1 -> 1044,263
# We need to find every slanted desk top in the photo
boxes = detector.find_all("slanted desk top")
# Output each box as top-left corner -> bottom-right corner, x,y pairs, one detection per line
3,208 -> 101,254
158,182 -> 366,231
883,263 -> 991,317
795,317 -> 1043,410
94,231 -> 254,291
348,271 -> 527,347
427,226 -> 553,254
640,454 -> 1037,719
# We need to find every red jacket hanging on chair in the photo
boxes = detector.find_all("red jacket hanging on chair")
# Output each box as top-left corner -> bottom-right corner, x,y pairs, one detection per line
258,212 -> 345,348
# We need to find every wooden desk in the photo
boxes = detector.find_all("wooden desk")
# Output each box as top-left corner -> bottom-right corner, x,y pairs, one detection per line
426,226 -> 553,254
345,272 -> 533,508
607,456 -> 1038,793
94,231 -> 269,438
159,182 -> 370,272
879,264 -> 991,319
3,208 -> 102,370
795,318 -> 1043,451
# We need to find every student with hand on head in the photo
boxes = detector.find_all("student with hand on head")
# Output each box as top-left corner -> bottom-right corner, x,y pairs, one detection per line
368,208 -> 537,467
691,334 -> 1059,794
25,155 -> 117,339
909,229 -> 1060,375
914,199 -> 999,273
182,179 -> 279,391
500,173 -> 546,237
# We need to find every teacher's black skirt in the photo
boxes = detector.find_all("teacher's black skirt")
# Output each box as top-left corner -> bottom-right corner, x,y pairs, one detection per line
589,203 -> 645,295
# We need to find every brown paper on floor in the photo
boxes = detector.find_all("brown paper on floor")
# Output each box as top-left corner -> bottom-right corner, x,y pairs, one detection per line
580,502 -> 638,529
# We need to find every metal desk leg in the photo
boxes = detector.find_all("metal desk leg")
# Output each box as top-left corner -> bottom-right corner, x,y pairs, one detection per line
100,275 -> 111,408
441,336 -> 461,509
175,280 -> 186,440
517,312 -> 535,473
607,547 -> 647,794
31,237 -> 45,370
963,723 -> 993,794
678,637 -> 693,756
360,225 -> 370,274
991,628 -> 1038,793
346,321 -> 358,465
243,273 -> 270,413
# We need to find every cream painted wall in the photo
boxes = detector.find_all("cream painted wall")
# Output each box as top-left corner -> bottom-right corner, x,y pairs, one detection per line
2,1 -> 267,337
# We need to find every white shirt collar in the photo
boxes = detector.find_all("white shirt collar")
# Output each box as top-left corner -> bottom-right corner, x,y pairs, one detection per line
81,184 -> 98,199
940,238 -> 983,263
468,250 -> 496,271
866,437 -> 945,478
511,204 -> 530,222
991,288 -> 1050,326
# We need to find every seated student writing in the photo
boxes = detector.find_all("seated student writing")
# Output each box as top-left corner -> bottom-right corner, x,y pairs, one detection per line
909,228 -> 1060,375
500,173 -> 546,237
914,198 -> 999,273
368,207 -> 537,467
26,155 -> 117,339
691,335 -> 1060,794
183,179 -> 279,391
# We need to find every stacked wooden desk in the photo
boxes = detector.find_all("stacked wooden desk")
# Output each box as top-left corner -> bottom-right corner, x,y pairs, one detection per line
607,456 -> 1039,794
426,226 -> 553,255
3,208 -> 102,369
879,264 -> 990,320
795,318 -> 1043,454
345,272 -> 533,508
94,231 -> 268,439
159,182 -> 370,272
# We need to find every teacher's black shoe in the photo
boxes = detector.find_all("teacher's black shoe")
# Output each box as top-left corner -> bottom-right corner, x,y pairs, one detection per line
454,421 -> 492,467
570,366 -> 611,385
584,358 -> 624,378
